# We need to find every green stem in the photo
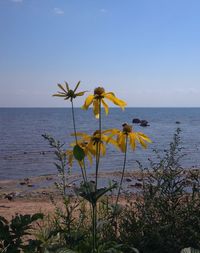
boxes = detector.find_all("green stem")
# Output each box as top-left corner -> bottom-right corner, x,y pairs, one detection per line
80,164 -> 86,183
93,99 -> 102,252
61,158 -> 66,196
83,159 -> 88,183
95,143 -> 99,191
71,99 -> 87,184
92,203 -> 97,253
71,99 -> 78,144
92,140 -> 99,253
99,100 -> 102,140
95,100 -> 102,190
114,134 -> 128,213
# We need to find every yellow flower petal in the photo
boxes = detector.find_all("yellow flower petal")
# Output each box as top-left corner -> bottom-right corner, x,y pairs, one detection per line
66,150 -> 73,166
117,132 -> 126,152
70,141 -> 77,147
82,95 -> 94,110
102,128 -> 119,134
135,133 -> 147,149
93,99 -> 100,118
102,99 -> 109,115
137,132 -> 152,143
129,133 -> 137,150
104,93 -> 127,109
116,132 -> 122,144
87,141 -> 96,156
106,91 -> 115,97
102,129 -> 120,144
102,135 -> 119,148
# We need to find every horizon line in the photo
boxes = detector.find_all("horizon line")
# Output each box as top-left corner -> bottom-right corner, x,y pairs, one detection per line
1,106 -> 200,109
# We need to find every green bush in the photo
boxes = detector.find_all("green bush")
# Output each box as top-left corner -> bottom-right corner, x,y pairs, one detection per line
0,213 -> 43,253
119,128 -> 200,253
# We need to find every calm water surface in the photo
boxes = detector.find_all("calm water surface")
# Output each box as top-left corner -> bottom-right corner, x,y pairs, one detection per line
0,108 -> 200,180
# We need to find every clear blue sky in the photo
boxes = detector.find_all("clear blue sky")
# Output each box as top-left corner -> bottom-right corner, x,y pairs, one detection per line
1,0 -> 200,107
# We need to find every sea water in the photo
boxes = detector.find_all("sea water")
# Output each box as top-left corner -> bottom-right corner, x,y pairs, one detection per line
0,108 -> 200,179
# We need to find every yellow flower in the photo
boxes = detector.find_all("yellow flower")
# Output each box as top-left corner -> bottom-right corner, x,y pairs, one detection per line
53,81 -> 87,101
82,87 -> 127,118
105,123 -> 152,152
66,141 -> 93,167
66,149 -> 74,167
71,130 -> 118,156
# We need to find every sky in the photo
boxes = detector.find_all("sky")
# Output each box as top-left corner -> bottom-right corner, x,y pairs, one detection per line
1,0 -> 200,107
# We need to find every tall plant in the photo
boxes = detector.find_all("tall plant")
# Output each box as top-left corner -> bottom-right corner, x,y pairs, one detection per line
53,82 -> 151,252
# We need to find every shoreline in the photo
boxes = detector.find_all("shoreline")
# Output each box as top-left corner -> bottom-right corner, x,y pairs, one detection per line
0,170 -> 144,219
1,168 -> 199,219
0,170 -> 145,196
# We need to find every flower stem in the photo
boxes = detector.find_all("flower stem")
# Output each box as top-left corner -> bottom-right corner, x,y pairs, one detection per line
83,159 -> 88,182
114,134 -> 128,213
95,100 -> 102,190
99,100 -> 102,139
93,100 -> 102,253
71,99 -> 87,184
71,99 -> 78,144
92,203 -> 97,253
78,162 -> 86,183
95,143 -> 99,191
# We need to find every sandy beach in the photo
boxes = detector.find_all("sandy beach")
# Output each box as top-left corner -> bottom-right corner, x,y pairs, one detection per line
0,171 -> 143,219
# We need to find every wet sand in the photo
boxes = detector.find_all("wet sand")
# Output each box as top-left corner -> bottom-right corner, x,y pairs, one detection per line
0,171 -> 143,219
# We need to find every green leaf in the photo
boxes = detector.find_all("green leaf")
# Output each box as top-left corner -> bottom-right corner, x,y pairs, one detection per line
73,145 -> 85,161
75,181 -> 95,202
97,241 -> 124,253
56,249 -> 78,253
75,182 -> 117,205
95,184 -> 117,201
31,213 -> 44,222
128,247 -> 140,253
44,249 -> 50,253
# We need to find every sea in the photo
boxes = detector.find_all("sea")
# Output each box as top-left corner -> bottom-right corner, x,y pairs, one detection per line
0,108 -> 200,180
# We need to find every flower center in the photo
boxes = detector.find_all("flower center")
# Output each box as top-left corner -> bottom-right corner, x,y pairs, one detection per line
92,130 -> 101,143
94,87 -> 105,96
80,141 -> 88,148
93,130 -> 101,136
122,123 -> 132,134
68,89 -> 75,97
